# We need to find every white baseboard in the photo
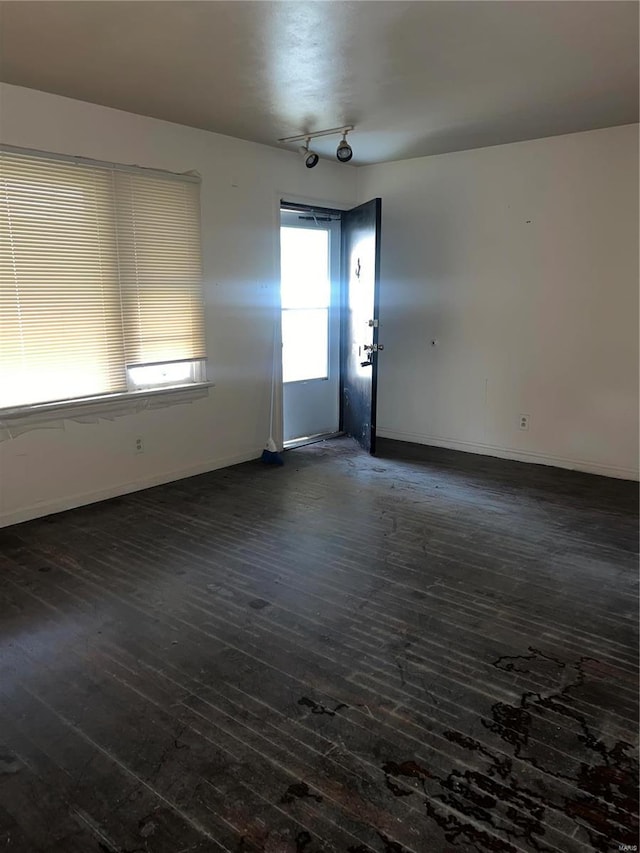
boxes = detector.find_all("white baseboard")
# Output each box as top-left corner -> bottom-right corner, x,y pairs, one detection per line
376,428 -> 639,481
0,449 -> 261,528
3,434 -> 636,529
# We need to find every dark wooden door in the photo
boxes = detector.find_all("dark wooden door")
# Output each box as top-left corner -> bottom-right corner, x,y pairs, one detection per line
340,198 -> 382,454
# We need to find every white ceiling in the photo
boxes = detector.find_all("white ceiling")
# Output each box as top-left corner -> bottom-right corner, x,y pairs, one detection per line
0,1 -> 637,165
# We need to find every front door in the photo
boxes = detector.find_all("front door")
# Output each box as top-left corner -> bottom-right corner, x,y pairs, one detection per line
341,198 -> 382,454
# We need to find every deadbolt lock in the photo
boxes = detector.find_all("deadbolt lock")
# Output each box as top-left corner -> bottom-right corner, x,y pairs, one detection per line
364,343 -> 384,353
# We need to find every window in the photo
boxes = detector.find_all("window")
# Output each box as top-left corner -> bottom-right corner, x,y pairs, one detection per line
0,147 -> 206,412
280,226 -> 331,383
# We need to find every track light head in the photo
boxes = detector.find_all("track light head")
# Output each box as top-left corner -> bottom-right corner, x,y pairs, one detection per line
336,133 -> 353,163
300,139 -> 319,169
305,150 -> 319,169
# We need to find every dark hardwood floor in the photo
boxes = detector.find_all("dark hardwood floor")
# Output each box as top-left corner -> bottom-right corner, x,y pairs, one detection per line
0,437 -> 637,853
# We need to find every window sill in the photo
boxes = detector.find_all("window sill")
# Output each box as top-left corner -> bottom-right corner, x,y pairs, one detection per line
0,382 -> 214,422
283,376 -> 329,386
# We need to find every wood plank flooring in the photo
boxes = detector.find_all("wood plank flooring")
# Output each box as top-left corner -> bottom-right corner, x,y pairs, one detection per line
0,436 -> 637,853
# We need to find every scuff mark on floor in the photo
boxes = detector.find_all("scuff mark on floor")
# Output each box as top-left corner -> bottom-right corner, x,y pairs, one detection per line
298,696 -> 348,716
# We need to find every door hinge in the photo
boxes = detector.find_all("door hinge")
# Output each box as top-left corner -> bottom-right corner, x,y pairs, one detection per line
368,319 -> 379,328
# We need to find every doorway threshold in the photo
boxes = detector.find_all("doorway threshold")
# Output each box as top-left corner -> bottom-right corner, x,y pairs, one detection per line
284,431 -> 344,450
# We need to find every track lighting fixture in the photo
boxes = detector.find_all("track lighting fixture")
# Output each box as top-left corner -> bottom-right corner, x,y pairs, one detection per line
336,131 -> 353,163
279,125 -> 355,168
300,138 -> 319,169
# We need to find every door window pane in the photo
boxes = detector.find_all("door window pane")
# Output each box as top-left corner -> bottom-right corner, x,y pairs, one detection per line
281,227 -> 330,309
282,308 -> 328,383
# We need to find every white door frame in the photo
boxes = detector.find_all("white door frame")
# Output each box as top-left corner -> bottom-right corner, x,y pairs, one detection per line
270,191 -> 356,450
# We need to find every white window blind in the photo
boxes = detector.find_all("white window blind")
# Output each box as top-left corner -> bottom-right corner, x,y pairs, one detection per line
0,148 -> 205,411
114,171 -> 205,368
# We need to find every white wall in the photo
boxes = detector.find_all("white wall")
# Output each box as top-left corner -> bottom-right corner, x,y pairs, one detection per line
0,83 -> 358,526
358,124 -> 639,479
1,88 -> 636,527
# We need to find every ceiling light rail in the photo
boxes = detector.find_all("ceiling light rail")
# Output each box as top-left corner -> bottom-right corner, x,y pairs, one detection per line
278,125 -> 355,168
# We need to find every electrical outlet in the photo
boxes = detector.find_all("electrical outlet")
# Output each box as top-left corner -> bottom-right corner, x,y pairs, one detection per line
134,437 -> 144,454
519,414 -> 530,431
